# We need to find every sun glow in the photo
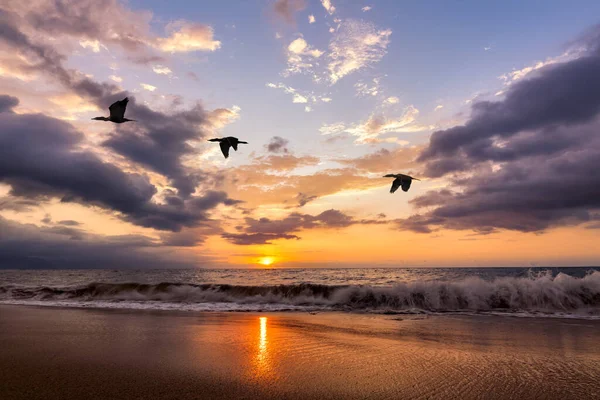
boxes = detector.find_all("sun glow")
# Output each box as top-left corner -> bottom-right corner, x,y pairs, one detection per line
258,257 -> 275,266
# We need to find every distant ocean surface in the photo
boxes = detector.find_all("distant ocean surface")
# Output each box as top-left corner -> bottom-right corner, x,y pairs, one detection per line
1,267 -> 599,319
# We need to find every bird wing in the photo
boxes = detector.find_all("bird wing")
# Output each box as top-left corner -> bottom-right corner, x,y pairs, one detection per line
230,139 -> 238,151
390,178 -> 402,193
109,98 -> 128,120
401,179 -> 412,192
219,141 -> 231,158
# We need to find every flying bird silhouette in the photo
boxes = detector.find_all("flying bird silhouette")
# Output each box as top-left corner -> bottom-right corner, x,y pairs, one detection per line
208,137 -> 248,159
92,98 -> 135,123
384,173 -> 420,193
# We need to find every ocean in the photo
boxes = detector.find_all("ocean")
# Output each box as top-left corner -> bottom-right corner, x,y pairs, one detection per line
1,267 -> 599,318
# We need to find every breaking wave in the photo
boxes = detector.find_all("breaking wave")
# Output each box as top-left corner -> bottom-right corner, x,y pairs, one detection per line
1,271 -> 599,318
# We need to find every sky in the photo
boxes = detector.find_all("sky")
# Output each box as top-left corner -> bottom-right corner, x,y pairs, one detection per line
1,0 -> 600,269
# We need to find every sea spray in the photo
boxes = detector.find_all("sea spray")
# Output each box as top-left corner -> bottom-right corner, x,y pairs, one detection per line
1,271 -> 599,317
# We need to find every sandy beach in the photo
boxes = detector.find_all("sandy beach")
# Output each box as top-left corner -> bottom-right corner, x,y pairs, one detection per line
1,305 -> 599,399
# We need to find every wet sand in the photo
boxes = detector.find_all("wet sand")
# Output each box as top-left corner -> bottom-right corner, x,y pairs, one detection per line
1,305 -> 599,399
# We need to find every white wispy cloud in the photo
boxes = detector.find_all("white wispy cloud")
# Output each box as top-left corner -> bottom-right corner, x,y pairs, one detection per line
267,83 -> 332,107
320,106 -> 430,143
434,105 -> 444,111
319,122 -> 346,136
140,83 -> 157,91
308,15 -> 316,24
158,21 -> 221,52
152,65 -> 172,75
285,37 -> 324,75
384,96 -> 399,105
321,0 -> 336,14
79,39 -> 106,53
354,78 -> 381,97
109,75 -> 123,83
362,6 -> 372,12
498,48 -> 584,85
328,20 -> 392,83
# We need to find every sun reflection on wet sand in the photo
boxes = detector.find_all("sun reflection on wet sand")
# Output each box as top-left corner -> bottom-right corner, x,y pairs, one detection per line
252,316 -> 273,380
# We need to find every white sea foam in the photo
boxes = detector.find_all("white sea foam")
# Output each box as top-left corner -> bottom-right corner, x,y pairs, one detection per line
1,271 -> 599,318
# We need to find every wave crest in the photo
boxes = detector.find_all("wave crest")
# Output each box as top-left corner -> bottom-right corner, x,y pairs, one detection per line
1,271 -> 599,316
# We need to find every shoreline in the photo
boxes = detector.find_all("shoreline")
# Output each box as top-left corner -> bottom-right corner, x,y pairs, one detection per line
2,304 -> 599,399
2,300 -> 599,321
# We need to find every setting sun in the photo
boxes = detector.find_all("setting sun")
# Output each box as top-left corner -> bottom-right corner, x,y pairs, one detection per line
258,257 -> 275,266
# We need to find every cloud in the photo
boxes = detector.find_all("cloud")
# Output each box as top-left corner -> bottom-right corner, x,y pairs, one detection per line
419,40 -> 600,172
319,122 -> 346,136
223,209 -> 385,245
266,136 -> 290,153
3,0 -> 222,64
328,20 -> 391,83
157,21 -> 221,52
224,166 -> 382,207
221,232 -> 300,245
434,105 -> 444,111
321,106 -> 429,143
0,216 -> 202,269
252,155 -> 320,171
57,220 -> 81,226
336,146 -> 423,174
296,192 -> 318,207
272,0 -> 306,25
0,195 -> 39,212
401,26 -> 600,234
0,94 -> 18,113
0,106 -> 239,232
362,6 -> 372,12
140,83 -> 157,91
79,39 -> 105,53
109,75 -> 123,82
266,82 -> 331,109
498,48 -> 583,86
153,65 -> 172,75
320,0 -> 336,15
5,0 -> 154,55
0,12 -> 238,201
384,96 -> 399,105
308,15 -> 316,24
354,78 -> 381,97
285,37 -> 324,75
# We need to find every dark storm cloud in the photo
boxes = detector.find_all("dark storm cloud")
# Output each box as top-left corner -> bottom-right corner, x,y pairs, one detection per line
101,97 -> 209,197
0,11 -> 228,198
401,27 -> 600,234
399,139 -> 600,234
0,94 -> 18,112
0,109 -> 238,232
266,136 -> 290,153
0,216 -> 198,269
223,209 -> 387,245
419,42 -> 600,175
